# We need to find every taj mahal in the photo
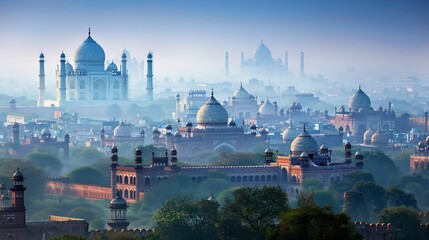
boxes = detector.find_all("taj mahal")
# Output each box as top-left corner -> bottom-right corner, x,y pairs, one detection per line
38,29 -> 154,107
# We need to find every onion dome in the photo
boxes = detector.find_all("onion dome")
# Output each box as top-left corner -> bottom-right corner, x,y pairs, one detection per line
265,146 -> 273,154
106,62 -> 118,72
165,124 -> 173,130
60,52 -> 66,58
122,52 -> 127,59
290,129 -> 319,157
250,124 -> 257,130
147,52 -> 153,58
371,129 -> 388,146
253,41 -> 274,65
153,128 -> 161,134
425,136 -> 429,143
171,146 -> 177,155
0,183 -> 6,191
418,140 -> 426,149
282,124 -> 300,142
345,141 -> 352,148
338,105 -> 346,113
355,151 -> 363,157
74,31 -> 105,70
300,151 -> 309,159
259,128 -> 268,135
258,99 -> 275,116
66,62 -> 74,73
233,83 -> 251,100
186,121 -> 193,128
363,128 -> 375,144
113,122 -> 131,138
348,85 -> 371,112
41,128 -> 51,136
109,193 -> 127,209
12,168 -> 24,181
9,98 -> 16,104
176,93 -> 181,99
228,119 -> 237,127
39,52 -> 44,58
320,144 -> 328,151
207,193 -> 217,202
174,132 -> 182,138
196,90 -> 228,128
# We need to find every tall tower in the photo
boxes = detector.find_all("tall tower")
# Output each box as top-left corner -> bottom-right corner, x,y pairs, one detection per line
110,146 -> 119,198
12,122 -> 19,145
38,52 -> 46,107
300,51 -> 305,78
121,52 -> 128,100
107,192 -> 129,230
146,52 -> 154,101
175,94 -> 181,119
240,52 -> 244,80
225,51 -> 229,81
10,169 -> 26,227
284,51 -> 288,77
59,52 -> 67,104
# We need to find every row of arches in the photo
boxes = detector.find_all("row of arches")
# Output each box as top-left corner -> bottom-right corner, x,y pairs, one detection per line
230,174 -> 278,183
117,175 -> 136,185
118,188 -> 137,200
69,80 -> 121,90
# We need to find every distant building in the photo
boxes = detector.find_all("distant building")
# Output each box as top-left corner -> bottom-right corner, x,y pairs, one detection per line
0,170 -> 88,239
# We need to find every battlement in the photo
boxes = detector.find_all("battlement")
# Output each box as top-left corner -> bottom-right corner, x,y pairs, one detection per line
88,228 -> 153,238
353,222 -> 392,240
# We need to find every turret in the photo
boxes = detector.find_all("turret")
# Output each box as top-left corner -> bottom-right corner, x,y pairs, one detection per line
134,147 -> 143,169
175,93 -> 181,118
100,128 -> 106,147
186,121 -> 193,138
12,122 -> 19,145
110,146 -> 119,198
354,151 -> 364,166
300,51 -> 305,78
121,52 -> 128,100
107,192 -> 129,230
250,124 -> 257,135
225,51 -> 229,81
264,138 -> 274,164
344,141 -> 352,164
10,169 -> 26,228
59,52 -> 67,104
273,101 -> 278,117
146,52 -> 154,101
171,146 -> 178,167
38,52 -> 46,107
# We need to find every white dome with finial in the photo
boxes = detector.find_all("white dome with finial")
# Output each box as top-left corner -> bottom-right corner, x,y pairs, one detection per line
196,90 -> 228,128
74,29 -> 105,71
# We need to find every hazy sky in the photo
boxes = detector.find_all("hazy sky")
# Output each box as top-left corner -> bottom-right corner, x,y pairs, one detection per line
0,0 -> 428,89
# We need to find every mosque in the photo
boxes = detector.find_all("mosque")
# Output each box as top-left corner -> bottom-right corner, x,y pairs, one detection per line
38,29 -> 154,107
329,86 -> 396,142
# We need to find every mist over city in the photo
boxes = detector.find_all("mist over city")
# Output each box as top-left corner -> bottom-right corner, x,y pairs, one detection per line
0,0 -> 429,239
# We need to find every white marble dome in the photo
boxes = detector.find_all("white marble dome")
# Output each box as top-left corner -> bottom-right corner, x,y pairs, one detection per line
233,83 -> 251,100
74,32 -> 105,70
348,86 -> 371,112
258,99 -> 275,116
196,91 -> 228,128
290,129 -> 319,157
113,122 -> 131,138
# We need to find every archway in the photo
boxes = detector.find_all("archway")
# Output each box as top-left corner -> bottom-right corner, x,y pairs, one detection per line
93,79 -> 107,100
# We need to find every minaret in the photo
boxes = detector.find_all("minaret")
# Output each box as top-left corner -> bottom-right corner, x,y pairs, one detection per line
59,52 -> 67,104
110,146 -> 119,198
121,52 -> 128,100
171,146 -> 178,167
264,138 -> 274,164
100,128 -> 106,148
175,94 -> 181,119
10,168 -> 26,227
240,52 -> 244,80
146,52 -> 154,101
38,52 -> 46,107
225,51 -> 229,81
344,141 -> 352,164
300,51 -> 305,78
12,122 -> 19,145
108,192 -> 129,230
284,51 -> 288,77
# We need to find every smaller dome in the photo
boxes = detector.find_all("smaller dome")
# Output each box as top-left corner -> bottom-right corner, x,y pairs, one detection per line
355,151 -> 363,157
228,119 -> 236,127
233,83 -> 251,100
13,122 -> 19,128
0,182 -> 6,190
207,193 -> 217,202
165,124 -> 173,130
174,132 -> 182,138
140,129 -> 145,135
171,146 -> 178,155
290,129 -> 319,157
186,121 -> 193,128
250,124 -> 257,130
106,62 -> 118,72
300,152 -> 309,159
101,128 -> 105,133
153,128 -> 161,134
113,122 -> 132,137
9,98 -> 16,104
282,124 -> 300,142
418,140 -> 426,149
259,128 -> 268,135
363,128 -> 375,143
60,52 -> 66,58
425,136 -> 429,143
122,52 -> 127,59
345,141 -> 351,147
176,93 -> 180,99
12,168 -> 24,180
371,129 -> 388,146
109,194 -> 127,208
147,52 -> 153,58
265,146 -> 273,153
320,144 -> 328,151
258,99 -> 275,116
41,128 -> 51,136
66,62 -> 74,73
39,52 -> 44,58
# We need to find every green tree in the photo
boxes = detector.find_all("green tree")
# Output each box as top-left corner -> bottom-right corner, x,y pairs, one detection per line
279,205 -> 361,240
386,186 -> 418,209
302,178 -> 324,191
378,206 -> 424,240
67,167 -> 107,186
49,234 -> 87,240
343,190 -> 370,222
25,152 -> 63,177
152,195 -> 219,240
362,150 -> 401,186
222,186 -> 289,233
353,181 -> 386,220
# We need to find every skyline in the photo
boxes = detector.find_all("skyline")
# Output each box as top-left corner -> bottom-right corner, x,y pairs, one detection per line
0,0 -> 428,93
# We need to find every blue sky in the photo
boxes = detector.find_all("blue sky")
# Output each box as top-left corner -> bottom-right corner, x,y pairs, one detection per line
0,0 -> 428,87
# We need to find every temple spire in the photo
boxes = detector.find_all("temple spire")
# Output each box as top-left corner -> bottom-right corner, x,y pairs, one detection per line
211,88 -> 214,98
88,28 -> 91,37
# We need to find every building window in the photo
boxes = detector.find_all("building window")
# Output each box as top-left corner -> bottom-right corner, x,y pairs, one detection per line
79,80 -> 85,89
114,81 -> 120,89
124,176 -> 129,184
